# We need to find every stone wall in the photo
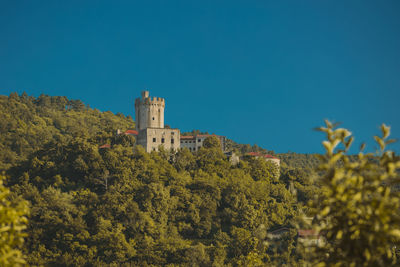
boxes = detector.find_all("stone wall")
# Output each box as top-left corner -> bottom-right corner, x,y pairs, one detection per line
137,128 -> 180,152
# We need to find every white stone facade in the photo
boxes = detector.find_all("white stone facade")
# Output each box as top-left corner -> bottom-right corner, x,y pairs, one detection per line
137,128 -> 180,152
180,135 -> 226,152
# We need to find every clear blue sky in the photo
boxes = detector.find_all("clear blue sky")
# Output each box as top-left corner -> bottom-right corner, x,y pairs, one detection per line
1,0 -> 399,153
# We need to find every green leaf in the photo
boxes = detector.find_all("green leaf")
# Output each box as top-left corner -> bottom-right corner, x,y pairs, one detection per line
325,119 -> 333,129
336,230 -> 343,239
374,136 -> 385,151
321,206 -> 330,216
360,142 -> 366,152
389,229 -> 400,239
344,137 -> 353,149
381,124 -> 390,139
386,139 -> 397,145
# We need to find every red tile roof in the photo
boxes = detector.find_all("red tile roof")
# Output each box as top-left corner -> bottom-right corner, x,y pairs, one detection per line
99,144 -> 111,149
124,130 -> 138,135
180,135 -> 195,140
264,154 -> 279,159
298,229 -> 319,237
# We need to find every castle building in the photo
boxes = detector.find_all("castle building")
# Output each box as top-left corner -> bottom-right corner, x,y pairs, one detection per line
134,91 -> 227,154
135,91 -> 180,152
180,135 -> 227,152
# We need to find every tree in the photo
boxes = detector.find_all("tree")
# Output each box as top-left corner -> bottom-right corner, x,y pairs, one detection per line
0,175 -> 29,266
308,121 -> 400,266
203,136 -> 221,149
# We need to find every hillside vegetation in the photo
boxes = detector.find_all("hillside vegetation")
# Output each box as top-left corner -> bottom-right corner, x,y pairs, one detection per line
0,93 -> 135,170
1,93 -> 320,265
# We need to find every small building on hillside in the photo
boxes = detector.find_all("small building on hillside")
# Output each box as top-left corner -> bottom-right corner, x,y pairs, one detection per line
116,129 -> 139,136
124,129 -> 138,136
225,151 -> 240,165
265,227 -> 324,248
298,229 -> 323,246
267,227 -> 291,240
245,152 -> 280,167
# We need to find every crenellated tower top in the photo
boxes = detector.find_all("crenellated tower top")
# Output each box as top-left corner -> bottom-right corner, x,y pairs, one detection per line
135,91 -> 165,130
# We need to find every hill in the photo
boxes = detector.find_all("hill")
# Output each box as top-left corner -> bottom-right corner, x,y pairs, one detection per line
1,93 -> 320,265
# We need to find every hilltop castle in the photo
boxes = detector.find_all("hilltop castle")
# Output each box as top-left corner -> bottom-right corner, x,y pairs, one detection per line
134,90 -> 227,153
110,90 -> 279,168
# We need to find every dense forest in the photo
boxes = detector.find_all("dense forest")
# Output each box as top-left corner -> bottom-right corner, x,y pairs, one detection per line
1,93 -> 399,266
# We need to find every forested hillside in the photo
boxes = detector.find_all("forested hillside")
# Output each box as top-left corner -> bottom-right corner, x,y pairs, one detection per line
1,93 -> 320,265
0,93 -> 135,170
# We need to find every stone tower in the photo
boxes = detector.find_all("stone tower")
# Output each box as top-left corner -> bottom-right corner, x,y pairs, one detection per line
135,91 -> 165,130
134,90 -> 180,152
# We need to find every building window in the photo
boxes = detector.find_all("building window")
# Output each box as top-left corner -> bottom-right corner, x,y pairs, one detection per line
198,146 -> 201,150
171,138 -> 174,144
153,138 -> 156,142
152,117 -> 155,120
198,139 -> 201,142
161,138 -> 165,143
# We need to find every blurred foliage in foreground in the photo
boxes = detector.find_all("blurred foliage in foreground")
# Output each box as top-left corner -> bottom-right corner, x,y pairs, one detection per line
307,121 -> 400,266
0,175 -> 29,266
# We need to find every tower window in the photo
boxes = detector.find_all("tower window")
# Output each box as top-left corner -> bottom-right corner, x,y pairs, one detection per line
171,138 -> 174,144
161,138 -> 165,143
152,117 -> 155,120
153,138 -> 156,142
